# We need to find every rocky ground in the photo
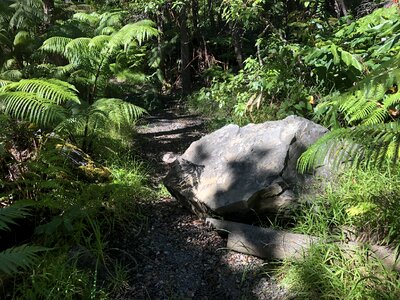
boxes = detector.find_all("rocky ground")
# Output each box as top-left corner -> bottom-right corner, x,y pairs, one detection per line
111,104 -> 291,299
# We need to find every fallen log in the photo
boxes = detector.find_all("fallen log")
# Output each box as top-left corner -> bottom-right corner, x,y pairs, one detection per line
206,218 -> 400,271
206,217 -> 318,260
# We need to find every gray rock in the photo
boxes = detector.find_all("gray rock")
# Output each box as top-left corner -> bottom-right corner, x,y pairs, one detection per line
164,115 -> 329,218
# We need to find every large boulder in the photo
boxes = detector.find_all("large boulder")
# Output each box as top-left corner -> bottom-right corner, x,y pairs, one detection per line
164,115 -> 329,218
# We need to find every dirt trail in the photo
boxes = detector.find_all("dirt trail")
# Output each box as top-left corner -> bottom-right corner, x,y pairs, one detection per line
113,104 -> 290,299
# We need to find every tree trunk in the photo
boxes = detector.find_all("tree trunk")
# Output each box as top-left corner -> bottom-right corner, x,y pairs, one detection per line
156,8 -> 166,84
330,0 -> 349,17
231,23 -> 244,69
42,0 -> 54,25
191,0 -> 198,34
207,0 -> 215,29
179,3 -> 192,96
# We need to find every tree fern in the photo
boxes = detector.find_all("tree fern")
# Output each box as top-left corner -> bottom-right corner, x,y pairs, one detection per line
0,79 -> 80,127
40,36 -> 73,56
300,52 -> 400,172
0,205 -> 30,231
334,56 -> 400,126
1,79 -> 80,104
298,122 -> 400,172
72,12 -> 100,27
57,98 -> 146,139
0,244 -> 46,275
0,205 -> 47,276
8,0 -> 44,31
90,98 -> 146,130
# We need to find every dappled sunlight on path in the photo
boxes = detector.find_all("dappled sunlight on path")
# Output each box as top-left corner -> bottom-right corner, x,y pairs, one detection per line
111,105 -> 290,299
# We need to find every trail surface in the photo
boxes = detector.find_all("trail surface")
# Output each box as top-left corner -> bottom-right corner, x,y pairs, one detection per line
114,104 -> 290,299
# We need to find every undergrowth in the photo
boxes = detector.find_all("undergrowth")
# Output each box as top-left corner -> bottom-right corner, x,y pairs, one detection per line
280,243 -> 400,299
279,166 -> 400,299
0,137 -> 154,299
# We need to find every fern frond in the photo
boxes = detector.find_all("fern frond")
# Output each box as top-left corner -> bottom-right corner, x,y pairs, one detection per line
88,35 -> 111,56
64,37 -> 91,65
40,36 -> 73,56
89,98 -> 146,130
1,79 -> 80,105
383,93 -> 400,108
0,205 -> 30,231
0,244 -> 47,275
0,79 -> 12,87
98,11 -> 123,28
109,20 -> 158,50
363,108 -> 389,125
298,122 -> 400,172
100,26 -> 116,35
0,70 -> 23,81
56,115 -> 87,136
317,55 -> 400,127
0,79 -> 80,127
53,64 -> 77,77
0,92 -> 67,126
72,12 -> 100,26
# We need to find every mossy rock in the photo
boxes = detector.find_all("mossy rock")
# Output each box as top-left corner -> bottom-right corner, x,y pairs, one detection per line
41,136 -> 112,183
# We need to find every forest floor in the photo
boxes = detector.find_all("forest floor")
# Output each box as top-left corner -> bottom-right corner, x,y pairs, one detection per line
108,102 -> 291,299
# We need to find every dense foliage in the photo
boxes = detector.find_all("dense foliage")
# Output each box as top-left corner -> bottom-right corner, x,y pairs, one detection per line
1,0 -> 400,298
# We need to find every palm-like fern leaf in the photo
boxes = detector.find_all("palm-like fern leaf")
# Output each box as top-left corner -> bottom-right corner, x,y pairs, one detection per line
0,92 -> 67,126
96,11 -> 124,35
0,70 -> 23,81
0,205 -> 30,231
57,98 -> 146,138
298,122 -> 400,172
109,20 -> 158,49
65,37 -> 91,66
88,35 -> 111,57
9,0 -> 43,30
1,79 -> 80,104
72,12 -> 100,26
0,79 -> 80,127
0,244 -> 47,275
90,98 -> 146,127
315,54 -> 400,128
40,36 -> 73,56
0,204 -> 46,276
0,79 -> 11,87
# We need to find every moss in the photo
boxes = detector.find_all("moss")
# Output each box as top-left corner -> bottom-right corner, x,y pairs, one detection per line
53,141 -> 112,183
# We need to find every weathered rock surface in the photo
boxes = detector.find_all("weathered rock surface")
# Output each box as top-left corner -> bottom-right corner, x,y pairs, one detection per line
164,115 -> 328,218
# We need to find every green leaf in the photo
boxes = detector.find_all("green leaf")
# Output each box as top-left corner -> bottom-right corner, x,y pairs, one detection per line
0,245 -> 47,275
0,205 -> 31,232
331,44 -> 340,65
340,50 -> 363,71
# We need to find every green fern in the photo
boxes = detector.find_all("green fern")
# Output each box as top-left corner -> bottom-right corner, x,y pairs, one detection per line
90,98 -> 146,130
301,52 -> 400,172
40,19 -> 158,97
325,55 -> 400,127
0,244 -> 46,275
1,79 -> 80,104
0,79 -> 80,127
298,122 -> 400,173
0,205 -> 30,231
0,205 -> 47,276
57,98 -> 146,139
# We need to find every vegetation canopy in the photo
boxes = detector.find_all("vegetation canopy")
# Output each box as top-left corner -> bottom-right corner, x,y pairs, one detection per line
1,0 -> 400,298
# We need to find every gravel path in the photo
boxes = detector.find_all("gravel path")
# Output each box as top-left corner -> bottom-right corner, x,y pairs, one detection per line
113,105 -> 290,299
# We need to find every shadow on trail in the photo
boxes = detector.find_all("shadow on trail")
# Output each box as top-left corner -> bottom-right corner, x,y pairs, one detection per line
117,107 -> 288,299
135,109 -> 205,180
110,198 -> 284,299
